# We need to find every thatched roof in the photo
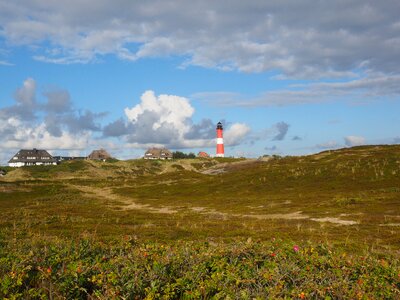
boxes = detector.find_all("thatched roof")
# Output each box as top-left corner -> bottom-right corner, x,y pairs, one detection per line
8,149 -> 56,163
144,147 -> 172,159
88,149 -> 112,160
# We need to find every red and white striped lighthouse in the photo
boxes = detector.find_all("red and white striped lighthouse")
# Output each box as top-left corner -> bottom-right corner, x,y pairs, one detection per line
216,122 -> 225,157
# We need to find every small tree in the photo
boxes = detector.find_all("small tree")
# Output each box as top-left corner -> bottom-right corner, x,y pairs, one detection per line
172,151 -> 197,159
172,151 -> 186,159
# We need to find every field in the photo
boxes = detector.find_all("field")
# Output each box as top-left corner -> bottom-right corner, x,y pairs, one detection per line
1,145 -> 400,298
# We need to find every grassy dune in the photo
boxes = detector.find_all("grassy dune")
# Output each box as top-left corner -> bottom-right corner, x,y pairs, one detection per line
1,145 -> 400,298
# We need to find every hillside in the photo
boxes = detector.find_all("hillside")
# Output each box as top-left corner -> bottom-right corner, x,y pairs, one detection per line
1,145 -> 400,298
1,145 -> 399,250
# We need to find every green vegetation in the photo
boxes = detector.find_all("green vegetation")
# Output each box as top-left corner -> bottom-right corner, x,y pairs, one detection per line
172,151 -> 196,159
1,145 -> 400,298
1,238 -> 399,299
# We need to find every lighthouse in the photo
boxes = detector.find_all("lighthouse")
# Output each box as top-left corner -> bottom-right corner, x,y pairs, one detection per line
216,122 -> 225,157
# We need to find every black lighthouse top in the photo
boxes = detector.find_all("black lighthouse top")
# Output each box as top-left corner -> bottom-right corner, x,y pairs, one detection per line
216,122 -> 223,130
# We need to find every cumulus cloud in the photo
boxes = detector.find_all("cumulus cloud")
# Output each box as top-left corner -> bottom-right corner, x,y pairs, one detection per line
0,78 -> 37,120
0,81 -> 253,162
272,122 -> 289,141
42,89 -> 72,113
184,118 -> 215,140
0,78 -> 104,157
125,90 -> 194,132
344,136 -> 366,147
224,123 -> 251,146
123,90 -> 194,147
103,118 -> 131,137
246,121 -> 290,145
103,90 -> 250,149
1,1 -> 400,78
14,77 -> 36,106
3,122 -> 90,150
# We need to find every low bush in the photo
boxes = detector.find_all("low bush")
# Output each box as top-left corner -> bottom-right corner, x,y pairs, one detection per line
1,237 -> 399,299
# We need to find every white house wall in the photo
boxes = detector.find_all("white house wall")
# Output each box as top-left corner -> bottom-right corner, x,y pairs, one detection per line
8,161 -> 57,167
9,162 -> 25,167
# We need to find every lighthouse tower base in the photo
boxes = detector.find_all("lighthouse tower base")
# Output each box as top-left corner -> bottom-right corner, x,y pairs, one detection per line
215,153 -> 225,158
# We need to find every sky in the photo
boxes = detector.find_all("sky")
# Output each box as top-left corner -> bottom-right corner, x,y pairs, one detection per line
1,1 -> 399,163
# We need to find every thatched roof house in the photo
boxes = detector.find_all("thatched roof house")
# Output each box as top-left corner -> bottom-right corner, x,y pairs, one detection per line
144,148 -> 172,160
8,149 -> 57,167
87,149 -> 112,161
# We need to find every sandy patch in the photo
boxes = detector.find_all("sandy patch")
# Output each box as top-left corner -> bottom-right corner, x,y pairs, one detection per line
190,207 -> 309,221
68,184 -> 177,214
201,168 -> 226,175
241,211 -> 309,220
310,217 -> 358,225
191,207 -> 207,212
246,205 -> 265,209
66,184 -> 360,224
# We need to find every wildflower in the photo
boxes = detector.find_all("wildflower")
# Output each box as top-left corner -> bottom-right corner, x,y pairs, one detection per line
293,245 -> 299,252
299,292 -> 305,299
270,252 -> 276,257
46,267 -> 52,274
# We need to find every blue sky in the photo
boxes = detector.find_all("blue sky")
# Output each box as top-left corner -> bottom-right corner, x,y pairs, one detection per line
1,1 -> 399,163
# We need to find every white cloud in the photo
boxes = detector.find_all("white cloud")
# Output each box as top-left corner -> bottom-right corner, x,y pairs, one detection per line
0,60 -> 14,66
224,123 -> 251,146
344,136 -> 366,147
1,1 -> 400,78
193,73 -> 400,107
0,79 -> 254,163
125,90 -> 194,132
1,119 -> 90,150
122,90 -> 250,149
14,77 -> 36,106
0,78 -> 107,163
